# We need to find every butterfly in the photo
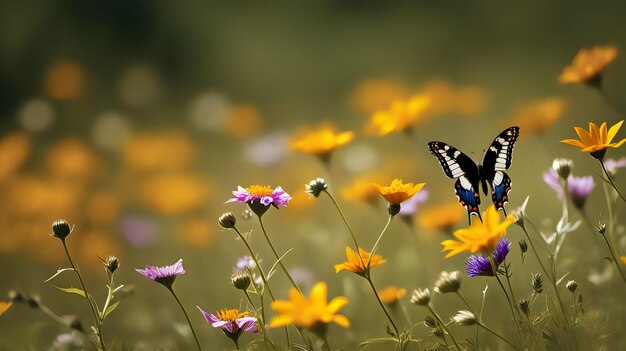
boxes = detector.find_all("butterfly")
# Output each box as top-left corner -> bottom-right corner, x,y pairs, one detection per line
428,126 -> 520,224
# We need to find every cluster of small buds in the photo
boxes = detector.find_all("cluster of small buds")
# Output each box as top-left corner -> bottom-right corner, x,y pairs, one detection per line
433,271 -> 461,294
424,315 -> 437,328
410,288 -> 431,306
532,273 -> 544,294
218,212 -> 237,229
452,310 -> 477,326
552,158 -> 573,180
51,219 -> 72,241
305,178 -> 328,198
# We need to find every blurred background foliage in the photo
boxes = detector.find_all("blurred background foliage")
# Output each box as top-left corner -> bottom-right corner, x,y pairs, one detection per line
1,0 -> 625,349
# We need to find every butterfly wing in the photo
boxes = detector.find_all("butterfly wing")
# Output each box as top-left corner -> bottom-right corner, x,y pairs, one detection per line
428,141 -> 482,223
481,126 -> 519,214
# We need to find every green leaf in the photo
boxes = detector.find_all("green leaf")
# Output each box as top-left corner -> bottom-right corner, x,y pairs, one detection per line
54,286 -> 86,298
102,301 -> 120,319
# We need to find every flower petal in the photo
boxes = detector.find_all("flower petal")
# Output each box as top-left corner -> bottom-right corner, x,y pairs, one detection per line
607,120 -> 624,144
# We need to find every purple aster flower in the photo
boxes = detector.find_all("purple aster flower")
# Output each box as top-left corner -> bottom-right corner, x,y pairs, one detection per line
399,189 -> 429,217
567,175 -> 595,209
543,169 -> 564,199
227,185 -> 291,217
466,238 -> 511,277
135,259 -> 185,289
197,307 -> 258,347
234,256 -> 258,272
605,157 -> 626,177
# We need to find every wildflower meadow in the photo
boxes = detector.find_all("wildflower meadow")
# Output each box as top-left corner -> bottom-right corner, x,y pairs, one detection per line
1,2 -> 626,350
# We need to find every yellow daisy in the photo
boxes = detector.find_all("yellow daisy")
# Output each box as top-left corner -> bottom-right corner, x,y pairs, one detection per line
378,286 -> 407,306
418,203 -> 465,232
559,45 -> 618,85
290,123 -> 355,156
334,246 -> 386,277
561,120 -> 626,159
371,179 -> 426,205
365,95 -> 430,136
441,205 -> 515,258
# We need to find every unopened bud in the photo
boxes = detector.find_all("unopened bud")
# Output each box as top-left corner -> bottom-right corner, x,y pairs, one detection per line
231,271 -> 251,290
103,255 -> 119,274
218,212 -> 237,229
452,310 -> 477,326
52,219 -> 72,240
566,280 -> 578,293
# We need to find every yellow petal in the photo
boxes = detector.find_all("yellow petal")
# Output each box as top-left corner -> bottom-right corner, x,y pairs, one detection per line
574,126 -> 594,146
326,296 -> 349,313
609,137 -> 626,148
560,139 -> 587,149
589,122 -> 601,144
599,122 -> 608,145
332,315 -> 351,328
607,120 -> 624,144
269,315 -> 293,327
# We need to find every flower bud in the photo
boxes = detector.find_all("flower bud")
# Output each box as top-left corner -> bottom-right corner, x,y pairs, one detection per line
305,178 -> 328,198
103,255 -> 119,274
519,298 -> 530,317
424,315 -> 437,328
218,212 -> 237,229
552,158 -> 573,180
452,310 -> 477,326
597,223 -> 606,235
519,240 -> 528,254
410,288 -> 431,306
388,203 -> 401,216
8,290 -> 24,303
231,271 -> 251,291
52,219 -> 72,240
532,273 -> 543,294
434,271 -> 461,294
65,315 -> 84,332
566,280 -> 578,293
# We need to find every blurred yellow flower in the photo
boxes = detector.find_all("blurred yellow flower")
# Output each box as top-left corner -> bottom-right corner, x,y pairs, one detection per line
77,230 -> 123,270
561,120 -> 626,158
177,217 -> 214,247
290,123 -> 355,156
270,282 -> 350,329
508,98 -> 567,135
85,191 -> 120,225
378,286 -> 406,305
365,95 -> 430,136
421,80 -> 487,118
419,203 -> 464,232
559,45 -> 618,84
45,61 -> 85,100
139,173 -> 210,215
226,104 -> 263,138
0,132 -> 31,181
441,205 -> 515,258
371,179 -> 425,205
621,256 -> 626,264
334,246 -> 386,277
348,78 -> 410,113
122,132 -> 197,173
341,178 -> 380,203
46,139 -> 101,180
0,301 -> 12,317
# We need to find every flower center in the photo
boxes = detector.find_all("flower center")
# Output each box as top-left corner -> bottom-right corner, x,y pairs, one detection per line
216,308 -> 248,322
245,185 -> 273,197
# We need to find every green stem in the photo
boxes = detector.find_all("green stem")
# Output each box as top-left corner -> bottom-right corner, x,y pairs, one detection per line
258,217 -> 301,293
599,159 -> 626,202
167,287 -> 202,351
490,257 -> 522,342
366,277 -> 400,337
427,305 -> 461,351
324,190 -> 367,269
62,241 -> 106,350
243,290 -> 279,351
367,215 -> 393,270
478,321 -> 520,351
600,233 -> 626,284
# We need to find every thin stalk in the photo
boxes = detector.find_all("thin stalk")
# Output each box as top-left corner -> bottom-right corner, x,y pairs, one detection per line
457,290 -> 480,348
61,241 -> 106,350
366,277 -> 400,337
258,217 -> 301,293
367,215 -> 393,269
323,190 -> 362,252
600,233 -> 626,284
427,305 -> 461,351
599,159 -> 626,201
490,257 -> 523,342
243,290 -> 279,351
167,287 -> 202,351
477,321 -> 520,351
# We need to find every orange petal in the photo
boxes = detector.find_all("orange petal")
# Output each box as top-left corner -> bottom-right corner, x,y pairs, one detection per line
560,139 -> 587,149
589,122 -> 601,144
574,126 -> 594,146
609,137 -> 626,148
607,120 -> 624,144
599,122 -> 608,145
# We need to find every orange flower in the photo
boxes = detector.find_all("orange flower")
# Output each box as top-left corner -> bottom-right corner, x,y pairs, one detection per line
620,256 -> 626,265
348,78 -> 410,113
378,286 -> 407,305
419,203 -> 464,232
0,301 -> 12,317
290,123 -> 355,156
559,45 -> 618,84
270,282 -> 350,329
561,120 -> 626,159
441,205 -> 515,258
365,95 -> 430,136
371,179 -> 425,205
508,98 -> 567,135
334,246 -> 386,277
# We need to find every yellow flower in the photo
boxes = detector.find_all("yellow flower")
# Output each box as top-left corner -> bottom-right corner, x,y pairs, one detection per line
561,120 -> 626,158
365,95 -> 430,136
378,286 -> 407,305
0,301 -> 12,317
290,123 -> 355,155
620,256 -> 626,265
371,179 -> 425,205
441,205 -> 515,258
334,246 -> 386,276
419,203 -> 464,232
270,282 -> 350,329
348,78 -> 410,113
559,45 -> 618,84
508,98 -> 567,135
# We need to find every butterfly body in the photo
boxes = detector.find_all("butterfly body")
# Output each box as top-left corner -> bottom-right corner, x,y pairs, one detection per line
428,126 -> 519,223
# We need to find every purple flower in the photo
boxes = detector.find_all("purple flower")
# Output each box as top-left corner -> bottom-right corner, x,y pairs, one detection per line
605,157 -> 626,177
398,189 -> 429,217
234,256 -> 258,272
466,238 -> 511,277
543,169 -> 564,199
227,185 -> 291,216
135,259 -> 185,289
567,175 -> 595,209
197,307 -> 258,346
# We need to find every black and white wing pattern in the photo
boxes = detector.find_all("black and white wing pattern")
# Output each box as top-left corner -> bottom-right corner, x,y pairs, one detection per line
481,126 -> 519,215
428,141 -> 482,222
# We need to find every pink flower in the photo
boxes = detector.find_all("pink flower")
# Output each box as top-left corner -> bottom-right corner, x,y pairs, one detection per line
135,259 -> 185,289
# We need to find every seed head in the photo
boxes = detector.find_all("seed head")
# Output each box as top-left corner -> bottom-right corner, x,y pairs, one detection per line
552,158 -> 573,180
452,310 -> 477,326
519,298 -> 530,316
410,288 -> 431,306
566,280 -> 578,293
305,178 -> 328,198
103,255 -> 119,274
532,273 -> 543,294
218,212 -> 237,229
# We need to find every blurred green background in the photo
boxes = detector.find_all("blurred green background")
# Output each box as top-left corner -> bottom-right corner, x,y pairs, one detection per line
1,1 -> 625,349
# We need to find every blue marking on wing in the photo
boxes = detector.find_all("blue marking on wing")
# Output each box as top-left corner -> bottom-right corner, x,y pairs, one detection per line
491,171 -> 512,215
455,178 -> 482,224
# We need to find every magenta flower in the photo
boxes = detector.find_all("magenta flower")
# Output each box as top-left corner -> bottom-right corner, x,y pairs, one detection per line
197,307 -> 258,347
227,185 -> 291,216
135,259 -> 185,289
568,175 -> 595,209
